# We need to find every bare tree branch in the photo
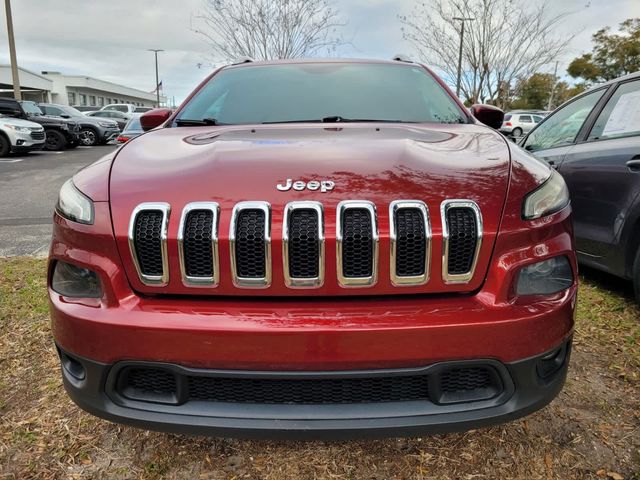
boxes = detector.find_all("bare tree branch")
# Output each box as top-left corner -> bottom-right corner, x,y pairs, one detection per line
192,0 -> 345,62
400,0 -> 575,108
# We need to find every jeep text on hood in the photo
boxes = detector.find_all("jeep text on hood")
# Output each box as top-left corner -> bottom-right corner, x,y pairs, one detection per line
49,59 -> 576,439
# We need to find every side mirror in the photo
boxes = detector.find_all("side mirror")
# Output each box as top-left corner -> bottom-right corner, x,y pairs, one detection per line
140,108 -> 172,131
470,104 -> 504,130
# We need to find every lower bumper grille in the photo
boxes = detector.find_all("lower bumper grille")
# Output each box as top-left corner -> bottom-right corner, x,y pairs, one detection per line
116,364 -> 503,406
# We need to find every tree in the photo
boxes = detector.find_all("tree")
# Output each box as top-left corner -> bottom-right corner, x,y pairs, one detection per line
568,18 -> 640,83
192,0 -> 345,62
400,0 -> 574,108
509,73 -> 586,110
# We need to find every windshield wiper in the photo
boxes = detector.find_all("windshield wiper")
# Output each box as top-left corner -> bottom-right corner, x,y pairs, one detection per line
175,118 -> 222,126
262,117 -> 416,124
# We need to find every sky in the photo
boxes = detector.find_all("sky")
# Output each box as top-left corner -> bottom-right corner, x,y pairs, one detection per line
1,0 -> 639,104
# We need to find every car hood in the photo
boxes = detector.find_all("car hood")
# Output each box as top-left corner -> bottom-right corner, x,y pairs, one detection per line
109,123 -> 512,296
0,116 -> 43,129
76,115 -> 118,127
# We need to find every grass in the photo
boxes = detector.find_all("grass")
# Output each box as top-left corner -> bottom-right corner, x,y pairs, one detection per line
0,257 -> 638,480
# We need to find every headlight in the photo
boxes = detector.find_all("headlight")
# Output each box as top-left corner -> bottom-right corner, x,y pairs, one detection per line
98,121 -> 116,127
56,179 -> 94,224
516,256 -> 573,296
522,170 -> 569,220
51,261 -> 102,298
4,124 -> 31,133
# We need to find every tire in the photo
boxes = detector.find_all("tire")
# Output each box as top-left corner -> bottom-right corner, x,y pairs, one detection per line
633,246 -> 640,303
79,127 -> 98,146
0,134 -> 10,157
512,127 -> 523,137
45,129 -> 68,151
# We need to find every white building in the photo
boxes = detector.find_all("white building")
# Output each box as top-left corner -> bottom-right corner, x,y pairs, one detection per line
0,65 -> 166,107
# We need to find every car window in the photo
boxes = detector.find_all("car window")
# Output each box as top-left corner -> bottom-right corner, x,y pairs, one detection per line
503,114 -> 512,121
178,63 -> 468,125
523,88 -> 606,152
588,79 -> 640,141
533,115 -> 543,123
519,115 -> 532,123
42,106 -> 64,116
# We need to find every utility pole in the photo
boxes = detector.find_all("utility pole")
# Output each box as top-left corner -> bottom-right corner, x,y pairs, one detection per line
453,17 -> 474,99
147,49 -> 164,107
4,0 -> 21,100
547,61 -> 559,111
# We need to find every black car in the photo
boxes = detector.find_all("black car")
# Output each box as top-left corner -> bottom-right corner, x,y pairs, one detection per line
521,72 -> 640,300
39,103 -> 120,146
0,98 -> 80,150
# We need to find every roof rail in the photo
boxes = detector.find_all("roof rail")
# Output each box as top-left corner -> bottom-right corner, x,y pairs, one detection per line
231,56 -> 254,65
392,54 -> 413,63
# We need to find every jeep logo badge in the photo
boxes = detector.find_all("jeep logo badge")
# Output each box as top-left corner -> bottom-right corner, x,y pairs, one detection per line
277,179 -> 335,192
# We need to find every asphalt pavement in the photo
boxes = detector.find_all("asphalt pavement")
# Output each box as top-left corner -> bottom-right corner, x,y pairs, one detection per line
0,145 -> 117,257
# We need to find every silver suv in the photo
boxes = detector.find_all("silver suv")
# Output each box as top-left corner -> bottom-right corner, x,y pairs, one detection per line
500,112 -> 544,137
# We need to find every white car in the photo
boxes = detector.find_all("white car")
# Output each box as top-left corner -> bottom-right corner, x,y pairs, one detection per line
0,115 -> 46,157
101,104 -> 153,115
499,112 -> 545,137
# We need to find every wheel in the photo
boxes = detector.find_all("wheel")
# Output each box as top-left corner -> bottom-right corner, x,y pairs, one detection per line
0,135 -> 10,157
512,127 -> 523,137
79,127 -> 98,146
45,129 -> 68,151
633,246 -> 640,303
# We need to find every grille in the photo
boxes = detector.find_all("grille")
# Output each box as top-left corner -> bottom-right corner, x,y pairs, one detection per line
133,210 -> 164,276
395,208 -> 427,277
235,209 -> 266,278
288,209 -> 320,278
440,367 -> 491,393
183,210 -> 214,277
117,365 -> 504,406
341,208 -> 373,278
30,130 -> 45,140
127,368 -> 176,395
446,207 -> 478,275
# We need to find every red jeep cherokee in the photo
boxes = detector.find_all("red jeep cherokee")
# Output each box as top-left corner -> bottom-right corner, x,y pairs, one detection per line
49,59 -> 576,439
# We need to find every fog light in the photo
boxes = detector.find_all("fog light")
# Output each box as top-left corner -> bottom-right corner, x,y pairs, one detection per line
516,256 -> 573,296
16,139 -> 24,145
51,261 -> 102,298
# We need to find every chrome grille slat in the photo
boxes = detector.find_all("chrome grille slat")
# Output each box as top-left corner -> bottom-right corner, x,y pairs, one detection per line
229,201 -> 272,288
440,200 -> 483,284
283,201 -> 324,288
389,200 -> 431,286
336,201 -> 378,287
177,202 -> 219,287
128,202 -> 170,286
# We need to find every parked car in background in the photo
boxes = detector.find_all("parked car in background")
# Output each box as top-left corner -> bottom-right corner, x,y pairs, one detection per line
72,106 -> 98,113
116,115 -> 144,143
500,112 -> 544,137
39,103 -> 120,146
0,114 -> 45,157
521,71 -> 640,301
88,110 -> 130,130
101,104 -> 153,115
0,98 -> 80,150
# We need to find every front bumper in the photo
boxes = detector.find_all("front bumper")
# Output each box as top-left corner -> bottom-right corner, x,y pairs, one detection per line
99,127 -> 120,143
57,339 -> 571,439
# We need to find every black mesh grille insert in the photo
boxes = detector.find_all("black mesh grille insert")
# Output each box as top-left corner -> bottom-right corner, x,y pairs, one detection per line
341,208 -> 373,278
446,207 -> 478,275
117,365 -> 504,406
133,210 -> 164,276
288,209 -> 319,278
235,209 -> 266,278
395,208 -> 426,277
127,368 -> 176,395
184,210 -> 214,277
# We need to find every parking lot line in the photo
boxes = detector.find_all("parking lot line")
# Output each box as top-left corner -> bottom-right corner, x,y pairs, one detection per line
0,158 -> 24,163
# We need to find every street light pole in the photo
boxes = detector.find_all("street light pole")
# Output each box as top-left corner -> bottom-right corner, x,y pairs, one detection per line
453,17 -> 474,99
4,0 -> 21,100
147,49 -> 164,107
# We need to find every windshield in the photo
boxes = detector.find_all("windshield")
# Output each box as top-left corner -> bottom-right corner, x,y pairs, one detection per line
124,116 -> 142,131
176,63 -> 467,125
21,101 -> 43,115
63,106 -> 85,117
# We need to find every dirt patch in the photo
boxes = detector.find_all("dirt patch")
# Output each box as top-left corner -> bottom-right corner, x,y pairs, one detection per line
1,258 -> 638,479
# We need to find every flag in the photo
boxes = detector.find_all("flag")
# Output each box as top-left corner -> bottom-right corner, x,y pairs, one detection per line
151,80 -> 163,93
